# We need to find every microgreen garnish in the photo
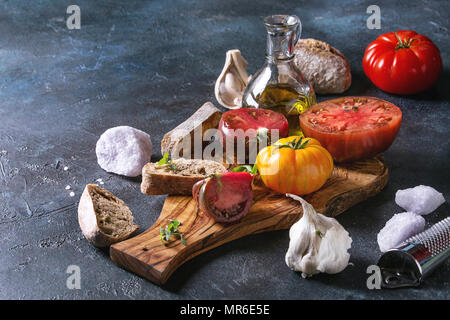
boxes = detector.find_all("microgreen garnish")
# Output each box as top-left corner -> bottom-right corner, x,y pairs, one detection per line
316,230 -> 323,238
160,219 -> 186,246
158,152 -> 177,171
275,137 -> 310,150
232,163 -> 258,175
158,152 -> 169,165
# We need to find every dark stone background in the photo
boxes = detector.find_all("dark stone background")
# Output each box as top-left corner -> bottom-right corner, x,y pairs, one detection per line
0,0 -> 448,299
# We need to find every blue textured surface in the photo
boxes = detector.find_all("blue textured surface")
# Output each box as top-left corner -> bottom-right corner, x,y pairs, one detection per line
0,0 -> 448,299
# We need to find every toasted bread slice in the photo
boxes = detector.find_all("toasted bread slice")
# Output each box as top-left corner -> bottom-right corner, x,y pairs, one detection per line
161,102 -> 222,159
141,158 -> 227,195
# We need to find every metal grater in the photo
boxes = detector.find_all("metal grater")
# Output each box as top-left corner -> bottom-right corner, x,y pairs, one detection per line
377,217 -> 450,288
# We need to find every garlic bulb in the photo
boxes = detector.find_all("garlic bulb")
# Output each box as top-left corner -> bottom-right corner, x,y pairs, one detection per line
285,194 -> 352,278
214,49 -> 251,109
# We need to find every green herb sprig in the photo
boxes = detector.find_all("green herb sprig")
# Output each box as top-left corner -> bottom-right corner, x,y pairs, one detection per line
158,152 -> 177,171
232,163 -> 258,175
160,219 -> 187,246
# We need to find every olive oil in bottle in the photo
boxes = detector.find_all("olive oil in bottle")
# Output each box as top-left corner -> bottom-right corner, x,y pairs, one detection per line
251,84 -> 316,136
241,15 -> 316,136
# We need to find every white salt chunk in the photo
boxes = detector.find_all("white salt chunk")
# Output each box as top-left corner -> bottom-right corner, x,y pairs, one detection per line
96,126 -> 152,177
63,166 -> 69,171
69,191 -> 75,197
395,185 -> 445,215
65,185 -> 71,190
377,212 -> 425,252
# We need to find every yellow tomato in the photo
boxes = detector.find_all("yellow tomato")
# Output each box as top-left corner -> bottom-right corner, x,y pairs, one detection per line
256,136 -> 333,195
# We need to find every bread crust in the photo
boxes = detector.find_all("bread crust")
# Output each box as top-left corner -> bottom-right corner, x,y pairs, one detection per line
294,38 -> 351,94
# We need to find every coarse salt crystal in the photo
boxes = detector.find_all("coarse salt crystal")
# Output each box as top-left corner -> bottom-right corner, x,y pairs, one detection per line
65,185 -> 71,190
95,126 -> 152,177
69,191 -> 75,197
377,212 -> 425,252
395,185 -> 445,215
63,166 -> 69,171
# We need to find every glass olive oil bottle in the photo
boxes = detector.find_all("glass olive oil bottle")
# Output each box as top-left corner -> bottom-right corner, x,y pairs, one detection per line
242,15 -> 316,136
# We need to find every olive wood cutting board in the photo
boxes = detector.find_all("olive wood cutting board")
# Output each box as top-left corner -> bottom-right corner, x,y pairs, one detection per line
110,155 -> 388,285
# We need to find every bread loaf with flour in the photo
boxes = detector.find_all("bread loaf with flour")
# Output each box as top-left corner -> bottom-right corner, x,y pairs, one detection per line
294,38 -> 351,94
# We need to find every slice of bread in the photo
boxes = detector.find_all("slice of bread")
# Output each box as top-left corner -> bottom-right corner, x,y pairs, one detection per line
141,158 -> 227,195
78,184 -> 139,247
161,102 -> 222,159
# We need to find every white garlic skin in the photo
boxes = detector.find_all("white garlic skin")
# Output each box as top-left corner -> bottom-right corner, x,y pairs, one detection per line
285,194 -> 352,277
214,49 -> 250,109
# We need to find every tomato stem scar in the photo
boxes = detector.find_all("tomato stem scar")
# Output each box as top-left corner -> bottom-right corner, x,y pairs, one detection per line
394,32 -> 416,50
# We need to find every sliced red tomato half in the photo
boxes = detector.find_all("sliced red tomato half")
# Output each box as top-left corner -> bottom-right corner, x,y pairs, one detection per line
219,108 -> 289,145
193,172 -> 254,223
299,96 -> 402,163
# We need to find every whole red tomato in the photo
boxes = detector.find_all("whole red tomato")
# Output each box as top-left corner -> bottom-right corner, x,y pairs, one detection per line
363,30 -> 442,94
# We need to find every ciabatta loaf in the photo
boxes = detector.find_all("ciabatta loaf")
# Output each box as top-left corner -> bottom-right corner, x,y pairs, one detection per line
141,158 -> 227,195
78,184 -> 139,247
294,38 -> 351,94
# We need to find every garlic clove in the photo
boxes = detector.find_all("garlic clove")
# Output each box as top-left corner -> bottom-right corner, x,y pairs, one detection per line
215,49 -> 251,109
285,194 -> 352,277
316,226 -> 352,274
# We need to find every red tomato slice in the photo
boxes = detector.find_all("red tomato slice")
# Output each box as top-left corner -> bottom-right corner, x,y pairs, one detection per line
299,97 -> 402,162
219,108 -> 289,143
194,172 -> 254,223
